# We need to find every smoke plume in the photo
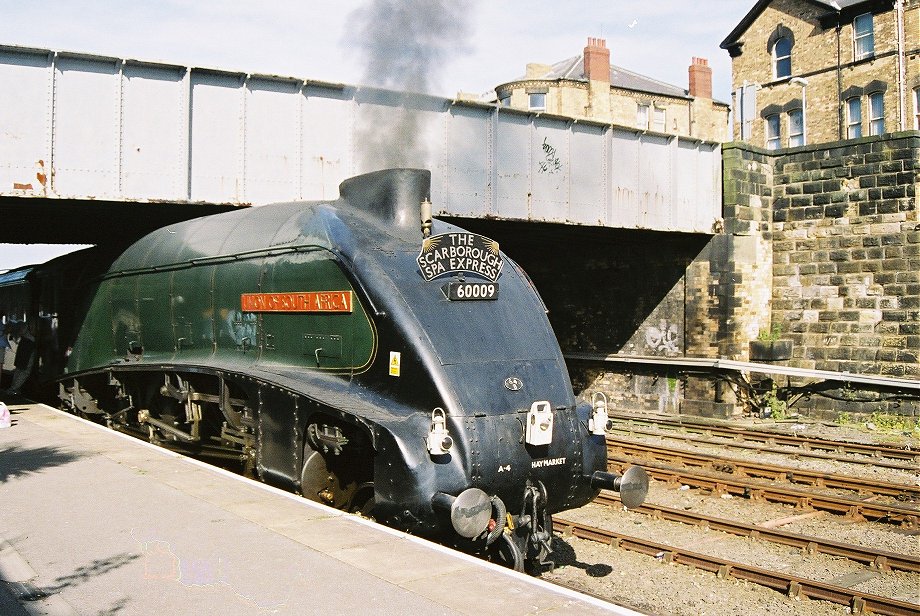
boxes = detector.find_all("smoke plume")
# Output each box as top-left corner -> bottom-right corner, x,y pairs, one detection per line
346,0 -> 473,171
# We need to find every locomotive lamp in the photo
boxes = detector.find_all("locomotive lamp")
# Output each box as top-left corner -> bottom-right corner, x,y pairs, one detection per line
525,401 -> 554,446
589,392 -> 609,436
426,407 -> 453,455
420,198 -> 432,238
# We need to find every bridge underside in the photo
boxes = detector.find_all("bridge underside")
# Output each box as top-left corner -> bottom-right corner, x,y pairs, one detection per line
2,196 -> 240,245
442,215 -> 712,356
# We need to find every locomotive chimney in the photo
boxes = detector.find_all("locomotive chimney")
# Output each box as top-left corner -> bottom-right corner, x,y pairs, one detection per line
688,57 -> 712,99
339,169 -> 432,239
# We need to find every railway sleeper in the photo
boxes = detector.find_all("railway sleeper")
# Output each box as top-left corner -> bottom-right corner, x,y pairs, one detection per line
843,506 -> 868,524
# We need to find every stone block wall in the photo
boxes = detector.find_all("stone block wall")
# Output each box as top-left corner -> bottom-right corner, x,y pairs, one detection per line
728,132 -> 920,418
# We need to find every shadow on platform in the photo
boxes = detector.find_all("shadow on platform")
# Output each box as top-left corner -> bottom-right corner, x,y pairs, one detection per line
0,444 -> 84,483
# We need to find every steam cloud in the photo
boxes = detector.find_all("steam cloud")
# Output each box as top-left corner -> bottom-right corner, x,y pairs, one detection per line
346,0 -> 473,171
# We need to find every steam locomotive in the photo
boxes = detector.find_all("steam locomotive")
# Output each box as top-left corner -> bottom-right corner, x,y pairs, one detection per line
4,169 -> 647,571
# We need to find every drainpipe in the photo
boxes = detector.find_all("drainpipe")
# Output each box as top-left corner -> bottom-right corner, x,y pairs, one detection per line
896,0 -> 907,130
835,20 -> 843,140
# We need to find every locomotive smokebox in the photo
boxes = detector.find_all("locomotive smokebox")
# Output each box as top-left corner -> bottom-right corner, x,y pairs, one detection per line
589,466 -> 649,509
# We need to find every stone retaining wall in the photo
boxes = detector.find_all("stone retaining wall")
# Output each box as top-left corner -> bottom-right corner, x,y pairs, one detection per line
723,132 -> 919,417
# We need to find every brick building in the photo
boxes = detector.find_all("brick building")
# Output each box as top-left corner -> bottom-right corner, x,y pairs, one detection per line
722,0 -> 919,148
493,38 -> 729,142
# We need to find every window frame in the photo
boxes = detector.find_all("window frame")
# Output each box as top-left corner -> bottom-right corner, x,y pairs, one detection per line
527,91 -> 546,111
773,36 -> 792,79
846,97 -> 862,139
853,13 -> 874,61
652,107 -> 666,132
787,109 -> 804,147
914,88 -> 920,130
765,114 -> 781,150
868,92 -> 884,136
636,103 -> 650,129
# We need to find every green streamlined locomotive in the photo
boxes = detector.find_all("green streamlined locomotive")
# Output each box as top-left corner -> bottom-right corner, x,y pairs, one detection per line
41,169 -> 647,570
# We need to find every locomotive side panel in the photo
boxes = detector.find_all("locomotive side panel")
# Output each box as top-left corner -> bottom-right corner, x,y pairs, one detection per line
110,276 -> 141,359
137,272 -> 173,362
256,250 -> 376,374
171,264 -> 217,360
256,384 -> 302,490
213,258 -> 262,364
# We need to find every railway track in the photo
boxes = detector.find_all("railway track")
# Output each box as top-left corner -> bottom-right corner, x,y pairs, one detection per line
607,412 -> 920,463
607,457 -> 920,528
594,492 -> 920,573
607,422 -> 919,472
552,516 -> 920,616
606,436 -> 920,502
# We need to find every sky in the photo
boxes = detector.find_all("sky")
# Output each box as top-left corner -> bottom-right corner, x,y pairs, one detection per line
1,0 -> 753,271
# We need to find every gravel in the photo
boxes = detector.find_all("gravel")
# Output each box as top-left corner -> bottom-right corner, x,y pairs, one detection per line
542,416 -> 920,615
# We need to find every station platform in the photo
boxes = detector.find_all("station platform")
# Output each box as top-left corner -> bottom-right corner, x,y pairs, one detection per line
0,403 -> 640,616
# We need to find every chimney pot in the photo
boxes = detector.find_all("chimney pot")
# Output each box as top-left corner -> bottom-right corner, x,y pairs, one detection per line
688,56 -> 712,99
584,36 -> 610,83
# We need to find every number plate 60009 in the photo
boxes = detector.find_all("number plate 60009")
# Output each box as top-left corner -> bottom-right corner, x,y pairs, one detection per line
442,282 -> 499,301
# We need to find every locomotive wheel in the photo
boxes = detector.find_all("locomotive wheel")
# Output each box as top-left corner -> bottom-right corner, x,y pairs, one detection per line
350,482 -> 376,518
300,441 -> 360,509
487,533 -> 524,572
301,449 -> 340,506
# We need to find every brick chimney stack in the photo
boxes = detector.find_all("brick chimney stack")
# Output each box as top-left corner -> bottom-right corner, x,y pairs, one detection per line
584,37 -> 610,83
688,57 -> 712,99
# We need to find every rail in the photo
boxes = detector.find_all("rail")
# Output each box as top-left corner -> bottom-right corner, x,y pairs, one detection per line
606,420 -> 919,470
594,492 -> 920,573
553,517 -> 920,616
606,412 -> 919,462
606,436 -> 920,501
606,458 -> 920,528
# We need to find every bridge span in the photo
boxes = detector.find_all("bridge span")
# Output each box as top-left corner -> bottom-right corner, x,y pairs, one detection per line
0,44 -> 721,245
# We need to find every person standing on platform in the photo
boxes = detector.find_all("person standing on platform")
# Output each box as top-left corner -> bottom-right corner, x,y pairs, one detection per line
8,320 -> 36,396
0,317 -> 11,387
